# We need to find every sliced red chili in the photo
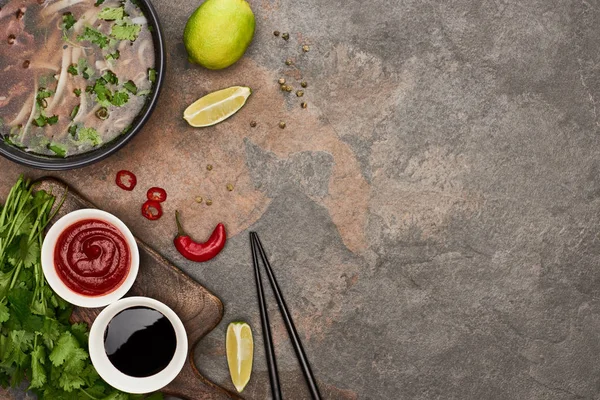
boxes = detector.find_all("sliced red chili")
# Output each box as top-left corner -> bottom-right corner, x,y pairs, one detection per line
116,170 -> 137,191
141,200 -> 163,221
147,187 -> 167,202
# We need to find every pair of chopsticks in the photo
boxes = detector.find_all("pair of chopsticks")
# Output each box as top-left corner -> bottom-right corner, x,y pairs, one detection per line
250,232 -> 322,400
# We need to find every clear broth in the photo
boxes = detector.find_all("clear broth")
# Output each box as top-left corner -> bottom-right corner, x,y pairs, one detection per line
0,0 -> 156,157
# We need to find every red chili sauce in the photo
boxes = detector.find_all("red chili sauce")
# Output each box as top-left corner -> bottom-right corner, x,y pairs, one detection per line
54,219 -> 131,296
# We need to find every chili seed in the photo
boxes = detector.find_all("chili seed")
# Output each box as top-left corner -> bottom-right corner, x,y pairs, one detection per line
226,184 -> 234,191
302,45 -> 310,52
250,120 -> 257,127
285,58 -> 293,66
206,199 -> 213,206
206,164 -> 213,171
7,35 -> 16,45
278,78 -> 286,85
274,31 -> 280,37
195,196 -> 203,204
301,81 -> 307,88
301,102 -> 308,109
279,121 -> 286,129
296,90 -> 304,97
22,60 -> 30,69
282,32 -> 289,40
16,9 -> 24,19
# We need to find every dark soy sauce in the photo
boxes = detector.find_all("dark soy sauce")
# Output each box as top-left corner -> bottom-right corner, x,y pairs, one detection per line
104,306 -> 177,377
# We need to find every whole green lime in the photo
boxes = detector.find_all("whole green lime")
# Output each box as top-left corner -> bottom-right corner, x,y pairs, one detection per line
183,0 -> 255,70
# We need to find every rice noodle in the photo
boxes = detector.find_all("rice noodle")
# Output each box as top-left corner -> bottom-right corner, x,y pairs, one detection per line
73,91 -> 88,123
9,95 -> 33,126
21,77 -> 39,140
29,62 -> 60,72
95,60 -> 108,72
137,40 -> 150,65
72,47 -> 81,64
46,46 -> 71,113
73,9 -> 98,33
130,16 -> 147,25
41,0 -> 87,18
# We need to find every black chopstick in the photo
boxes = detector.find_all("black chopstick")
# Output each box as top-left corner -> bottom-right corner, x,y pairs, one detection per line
250,233 -> 282,400
251,232 -> 323,400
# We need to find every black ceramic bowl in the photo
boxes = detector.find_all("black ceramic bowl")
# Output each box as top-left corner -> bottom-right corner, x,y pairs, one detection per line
0,0 -> 166,170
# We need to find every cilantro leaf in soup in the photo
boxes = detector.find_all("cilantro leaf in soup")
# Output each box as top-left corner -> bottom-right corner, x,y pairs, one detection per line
148,68 -> 156,83
98,7 -> 125,21
123,80 -> 137,94
77,127 -> 102,146
70,104 -> 80,120
95,0 -> 105,5
111,90 -> 129,107
111,22 -> 141,41
73,88 -> 81,97
67,64 -> 78,75
48,143 -> 67,157
93,79 -> 112,107
105,50 -> 120,60
102,70 -> 118,85
68,125 -> 77,137
77,27 -> 109,49
61,13 -> 76,30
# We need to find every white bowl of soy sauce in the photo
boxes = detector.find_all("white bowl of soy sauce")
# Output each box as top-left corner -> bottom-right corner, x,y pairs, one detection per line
89,297 -> 188,394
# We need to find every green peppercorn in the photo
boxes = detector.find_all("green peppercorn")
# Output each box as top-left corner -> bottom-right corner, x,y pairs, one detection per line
286,85 -> 293,92
206,164 -> 213,171
278,78 -> 286,85
301,81 -> 308,88
250,121 -> 257,127
282,32 -> 289,40
302,45 -> 310,52
279,121 -> 286,129
195,196 -> 203,204
296,90 -> 304,97
206,199 -> 213,206
226,184 -> 234,191
285,58 -> 293,66
274,31 -> 280,37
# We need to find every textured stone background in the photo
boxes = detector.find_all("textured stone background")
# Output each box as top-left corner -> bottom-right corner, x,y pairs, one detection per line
4,0 -> 600,399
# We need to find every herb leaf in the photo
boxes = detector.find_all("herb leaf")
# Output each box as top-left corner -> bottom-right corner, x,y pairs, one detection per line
48,143 -> 67,157
111,90 -> 129,107
123,80 -> 137,94
77,27 -> 109,49
111,22 -> 141,41
98,7 -> 124,21
77,127 -> 102,146
61,13 -> 76,30
148,68 -> 156,83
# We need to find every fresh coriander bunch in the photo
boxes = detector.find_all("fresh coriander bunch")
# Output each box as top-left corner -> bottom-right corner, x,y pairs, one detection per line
0,176 -> 162,400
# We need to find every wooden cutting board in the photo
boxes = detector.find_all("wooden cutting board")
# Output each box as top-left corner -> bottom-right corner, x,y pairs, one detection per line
36,178 -> 242,400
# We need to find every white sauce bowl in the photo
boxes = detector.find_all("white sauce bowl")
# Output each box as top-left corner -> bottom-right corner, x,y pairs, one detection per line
41,209 -> 139,308
89,296 -> 188,393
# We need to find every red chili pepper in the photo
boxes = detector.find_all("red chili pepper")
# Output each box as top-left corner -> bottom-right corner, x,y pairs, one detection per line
147,187 -> 167,202
142,200 -> 163,221
116,170 -> 137,191
174,211 -> 226,262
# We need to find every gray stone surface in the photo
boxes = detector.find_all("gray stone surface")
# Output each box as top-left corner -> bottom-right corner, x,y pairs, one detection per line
4,0 -> 600,399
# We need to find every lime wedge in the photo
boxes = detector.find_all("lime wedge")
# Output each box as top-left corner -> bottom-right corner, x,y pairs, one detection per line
226,321 -> 254,393
184,86 -> 251,127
